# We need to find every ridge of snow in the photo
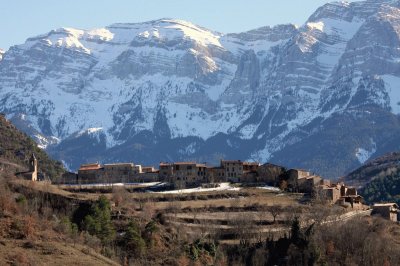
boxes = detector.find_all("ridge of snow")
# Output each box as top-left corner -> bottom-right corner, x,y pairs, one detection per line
306,21 -> 325,31
108,19 -> 223,48
76,127 -> 104,138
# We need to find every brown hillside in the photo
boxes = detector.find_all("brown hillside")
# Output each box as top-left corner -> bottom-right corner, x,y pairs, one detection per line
0,115 -> 64,179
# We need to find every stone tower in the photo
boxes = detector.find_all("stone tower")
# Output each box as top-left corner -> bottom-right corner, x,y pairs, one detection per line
29,153 -> 38,181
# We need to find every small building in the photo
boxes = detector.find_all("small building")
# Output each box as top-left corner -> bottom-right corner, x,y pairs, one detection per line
138,166 -> 159,182
338,195 -> 363,209
16,153 -> 38,181
205,166 -> 225,183
320,186 -> 341,203
286,168 -> 322,193
133,165 -> 142,175
142,166 -> 156,173
242,162 -> 260,172
77,163 -> 104,184
256,163 -> 286,185
137,171 -> 159,182
103,163 -> 135,183
158,162 -> 208,186
372,203 -> 399,222
159,163 -> 173,180
317,182 -> 363,208
173,162 -> 207,184
298,175 -> 322,193
221,160 -> 243,182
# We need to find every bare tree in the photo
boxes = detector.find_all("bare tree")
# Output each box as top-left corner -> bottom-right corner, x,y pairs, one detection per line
266,205 -> 284,223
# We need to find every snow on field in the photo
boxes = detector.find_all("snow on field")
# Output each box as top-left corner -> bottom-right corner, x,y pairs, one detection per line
256,185 -> 281,192
154,182 -> 240,194
62,182 -> 163,187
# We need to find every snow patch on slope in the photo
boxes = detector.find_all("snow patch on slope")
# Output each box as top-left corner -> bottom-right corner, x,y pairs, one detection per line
314,18 -> 364,68
382,75 -> 400,114
355,140 -> 376,164
307,21 -> 325,31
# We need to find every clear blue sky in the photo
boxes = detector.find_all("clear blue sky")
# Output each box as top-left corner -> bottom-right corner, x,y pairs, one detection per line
1,0 -> 357,50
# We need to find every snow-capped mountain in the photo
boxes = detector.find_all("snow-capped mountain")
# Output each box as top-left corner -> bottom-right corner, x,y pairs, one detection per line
2,0 -> 400,177
0,49 -> 4,61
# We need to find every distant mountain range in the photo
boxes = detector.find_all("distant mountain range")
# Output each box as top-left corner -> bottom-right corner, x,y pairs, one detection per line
2,0 -> 400,177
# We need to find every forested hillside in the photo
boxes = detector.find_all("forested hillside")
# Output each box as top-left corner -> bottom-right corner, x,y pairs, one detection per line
360,171 -> 400,205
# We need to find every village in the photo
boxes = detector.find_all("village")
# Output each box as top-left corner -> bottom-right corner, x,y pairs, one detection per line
3,150 -> 400,264
45,157 -> 397,223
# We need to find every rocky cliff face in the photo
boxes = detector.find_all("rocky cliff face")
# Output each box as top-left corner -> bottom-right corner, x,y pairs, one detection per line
2,1 -> 400,177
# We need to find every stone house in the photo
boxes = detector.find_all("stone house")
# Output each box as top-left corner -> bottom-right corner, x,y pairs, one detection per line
205,166 -> 225,183
159,162 -> 208,186
318,183 -> 363,208
372,203 -> 399,222
286,169 -> 322,193
298,175 -> 322,193
173,162 -> 207,183
337,195 -> 363,209
243,162 -> 260,172
138,166 -> 159,182
287,169 -> 310,191
221,160 -> 244,182
77,162 -> 147,184
159,163 -> 173,180
77,163 -> 104,184
137,171 -> 159,182
256,163 -> 287,185
320,185 -> 341,203
238,162 -> 260,183
103,163 -> 136,183
142,166 -> 156,173
240,170 -> 259,183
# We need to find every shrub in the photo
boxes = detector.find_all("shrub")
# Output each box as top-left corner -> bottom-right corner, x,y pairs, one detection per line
83,196 -> 115,246
124,220 -> 146,256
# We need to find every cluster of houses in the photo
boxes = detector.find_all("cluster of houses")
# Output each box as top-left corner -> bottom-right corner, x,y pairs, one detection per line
47,157 -> 400,222
61,160 -> 279,186
62,160 -> 351,200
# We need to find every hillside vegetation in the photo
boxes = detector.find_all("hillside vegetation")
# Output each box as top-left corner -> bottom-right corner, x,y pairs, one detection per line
344,152 -> 400,188
0,115 -> 64,179
360,171 -> 400,205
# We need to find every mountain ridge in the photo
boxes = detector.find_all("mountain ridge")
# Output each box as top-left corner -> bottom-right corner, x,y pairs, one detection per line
2,0 -> 400,177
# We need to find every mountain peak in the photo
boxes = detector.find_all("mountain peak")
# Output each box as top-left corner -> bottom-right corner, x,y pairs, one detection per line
2,0 -> 400,178
107,18 -> 223,48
